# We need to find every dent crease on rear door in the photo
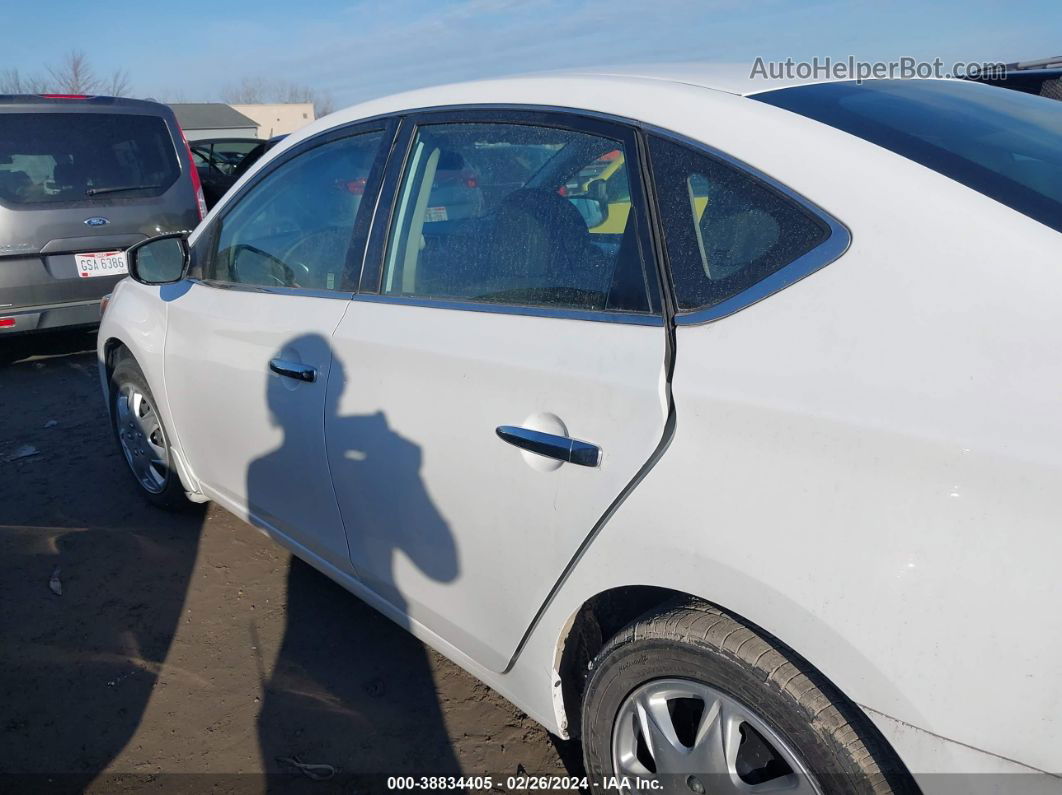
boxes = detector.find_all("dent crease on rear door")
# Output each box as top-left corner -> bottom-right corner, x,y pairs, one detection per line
327,111 -> 678,674
501,132 -> 680,672
502,339 -> 677,674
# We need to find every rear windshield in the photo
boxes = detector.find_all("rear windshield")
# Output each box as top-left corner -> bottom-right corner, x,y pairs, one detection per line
752,80 -> 1062,233
0,112 -> 181,206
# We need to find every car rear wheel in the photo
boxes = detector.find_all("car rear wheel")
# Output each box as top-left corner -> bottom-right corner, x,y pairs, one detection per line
110,354 -> 187,509
580,604 -> 915,795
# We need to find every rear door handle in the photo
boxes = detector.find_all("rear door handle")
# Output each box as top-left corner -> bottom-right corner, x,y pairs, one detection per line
495,425 -> 601,467
269,358 -> 317,383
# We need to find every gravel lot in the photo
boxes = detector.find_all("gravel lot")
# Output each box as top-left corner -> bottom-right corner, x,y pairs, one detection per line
0,330 -> 576,791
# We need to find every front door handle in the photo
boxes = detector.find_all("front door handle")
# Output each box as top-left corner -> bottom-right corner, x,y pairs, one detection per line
496,425 -> 601,467
269,358 -> 317,383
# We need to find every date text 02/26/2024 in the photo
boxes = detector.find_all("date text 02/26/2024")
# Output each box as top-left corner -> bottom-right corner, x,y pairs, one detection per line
387,775 -> 664,791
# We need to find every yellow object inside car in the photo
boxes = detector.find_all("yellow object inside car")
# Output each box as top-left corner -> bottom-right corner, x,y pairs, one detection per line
572,151 -> 708,235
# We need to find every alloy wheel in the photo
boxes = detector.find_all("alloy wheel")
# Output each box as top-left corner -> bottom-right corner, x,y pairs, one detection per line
611,678 -> 823,794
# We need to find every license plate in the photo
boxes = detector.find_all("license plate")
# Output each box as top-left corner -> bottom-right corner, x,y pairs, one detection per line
75,251 -> 127,278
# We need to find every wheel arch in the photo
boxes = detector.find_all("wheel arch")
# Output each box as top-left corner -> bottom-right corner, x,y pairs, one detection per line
552,582 -> 909,783
98,334 -> 134,422
554,585 -> 678,739
98,327 -> 205,502
102,335 -> 129,376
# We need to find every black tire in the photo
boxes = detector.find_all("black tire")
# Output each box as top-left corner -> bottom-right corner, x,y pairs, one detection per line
0,347 -> 20,367
581,603 -> 916,795
0,337 -> 29,366
109,353 -> 189,510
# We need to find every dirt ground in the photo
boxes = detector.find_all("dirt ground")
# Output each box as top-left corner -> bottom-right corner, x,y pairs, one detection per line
0,331 -> 578,791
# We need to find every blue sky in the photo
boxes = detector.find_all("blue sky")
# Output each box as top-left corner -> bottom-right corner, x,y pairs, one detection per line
3,0 -> 1058,107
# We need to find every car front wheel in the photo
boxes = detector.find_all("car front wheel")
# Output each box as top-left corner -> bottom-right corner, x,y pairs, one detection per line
580,604 -> 915,795
110,353 -> 187,509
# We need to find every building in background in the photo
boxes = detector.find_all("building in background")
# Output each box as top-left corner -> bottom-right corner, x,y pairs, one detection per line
229,103 -> 315,138
169,103 -> 258,140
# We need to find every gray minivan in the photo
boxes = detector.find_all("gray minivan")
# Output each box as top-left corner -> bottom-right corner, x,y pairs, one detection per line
0,95 -> 203,340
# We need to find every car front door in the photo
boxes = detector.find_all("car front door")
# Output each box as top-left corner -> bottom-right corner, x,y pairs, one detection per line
164,123 -> 392,572
327,111 -> 669,671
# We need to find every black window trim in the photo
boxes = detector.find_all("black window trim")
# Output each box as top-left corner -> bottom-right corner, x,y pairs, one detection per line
191,117 -> 399,299
188,102 -> 849,324
637,122 -> 851,326
356,107 -> 665,326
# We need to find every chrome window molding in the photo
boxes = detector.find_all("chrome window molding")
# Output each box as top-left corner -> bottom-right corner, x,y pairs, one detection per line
190,278 -> 354,301
353,293 -> 664,326
634,121 -> 852,327
671,217 -> 850,326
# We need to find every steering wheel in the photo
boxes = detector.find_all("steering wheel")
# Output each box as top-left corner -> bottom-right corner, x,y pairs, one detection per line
279,227 -> 351,289
231,243 -> 301,288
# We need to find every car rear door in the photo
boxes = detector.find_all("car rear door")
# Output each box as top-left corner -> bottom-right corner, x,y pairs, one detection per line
163,122 -> 393,573
327,110 -> 669,671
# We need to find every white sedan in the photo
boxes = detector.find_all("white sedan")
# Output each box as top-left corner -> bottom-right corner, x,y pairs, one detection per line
98,71 -> 1062,794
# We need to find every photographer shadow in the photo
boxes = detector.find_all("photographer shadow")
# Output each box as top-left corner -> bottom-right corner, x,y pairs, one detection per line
249,335 -> 461,787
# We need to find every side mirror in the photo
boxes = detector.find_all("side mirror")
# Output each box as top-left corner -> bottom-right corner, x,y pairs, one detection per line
126,232 -> 190,285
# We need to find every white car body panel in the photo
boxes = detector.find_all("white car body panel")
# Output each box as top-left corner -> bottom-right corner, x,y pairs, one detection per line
162,284 -> 353,572
98,73 -> 1062,785
326,301 -> 667,672
864,708 -> 1060,792
504,205 -> 1062,768
97,279 -> 204,494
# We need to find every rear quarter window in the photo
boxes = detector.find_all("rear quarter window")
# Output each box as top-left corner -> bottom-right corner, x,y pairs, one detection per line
0,112 -> 181,206
649,135 -> 830,313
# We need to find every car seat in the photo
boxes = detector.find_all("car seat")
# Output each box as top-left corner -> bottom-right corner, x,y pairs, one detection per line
53,162 -> 88,196
0,170 -> 31,202
473,188 -> 611,302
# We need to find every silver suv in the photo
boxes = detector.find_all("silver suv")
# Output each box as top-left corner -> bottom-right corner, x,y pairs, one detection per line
0,94 -> 203,340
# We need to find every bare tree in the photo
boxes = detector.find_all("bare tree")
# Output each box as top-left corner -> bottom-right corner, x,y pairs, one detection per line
3,53 -> 134,97
105,68 -> 131,97
156,87 -> 189,103
0,67 -> 49,94
303,86 -> 335,117
0,68 -> 25,93
222,76 -> 335,118
221,76 -> 269,104
47,49 -> 99,94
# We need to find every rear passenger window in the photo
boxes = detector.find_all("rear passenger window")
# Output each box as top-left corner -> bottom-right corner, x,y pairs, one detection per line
649,136 -> 829,312
208,131 -> 383,291
381,122 -> 655,314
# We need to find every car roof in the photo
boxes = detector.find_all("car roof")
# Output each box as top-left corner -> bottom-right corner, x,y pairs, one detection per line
269,69 -> 978,168
211,70 -> 885,226
287,67 -> 992,143
277,70 -> 812,147
202,68 -> 1062,249
0,94 -> 173,114
233,70 -> 962,189
559,62 -> 821,95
